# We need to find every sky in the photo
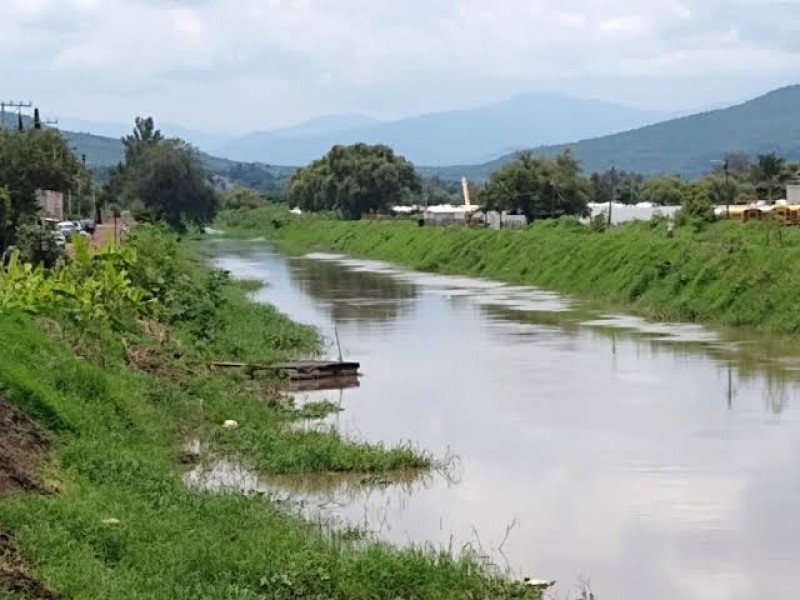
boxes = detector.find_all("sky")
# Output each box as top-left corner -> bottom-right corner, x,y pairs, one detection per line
1,0 -> 799,134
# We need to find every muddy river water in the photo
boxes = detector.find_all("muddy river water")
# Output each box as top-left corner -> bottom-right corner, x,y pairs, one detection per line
209,242 -> 800,599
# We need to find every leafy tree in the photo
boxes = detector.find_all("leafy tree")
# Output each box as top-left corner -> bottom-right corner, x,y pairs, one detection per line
129,140 -> 218,231
642,176 -> 687,206
15,223 -> 64,268
123,117 -> 164,163
714,153 -> 752,180
615,173 -> 644,205
590,169 -> 619,205
103,118 -> 218,231
677,181 -> 717,226
421,175 -> 460,206
221,188 -> 274,210
287,144 -> 421,219
752,153 -> 793,203
589,169 -> 643,205
478,151 -> 590,221
0,129 -> 85,247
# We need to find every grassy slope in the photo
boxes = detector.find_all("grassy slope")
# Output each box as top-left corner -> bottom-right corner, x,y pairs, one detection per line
0,236 -> 531,599
240,215 -> 800,334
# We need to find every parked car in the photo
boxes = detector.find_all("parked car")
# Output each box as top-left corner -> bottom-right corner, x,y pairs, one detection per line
51,231 -> 66,247
80,219 -> 96,234
57,221 -> 77,239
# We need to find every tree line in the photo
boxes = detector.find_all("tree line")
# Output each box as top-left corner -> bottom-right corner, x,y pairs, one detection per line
280,143 -> 799,222
0,114 -> 220,265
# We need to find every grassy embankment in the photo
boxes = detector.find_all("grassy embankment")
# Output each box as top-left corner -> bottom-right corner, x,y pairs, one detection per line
0,227 -> 534,599
217,206 -> 800,334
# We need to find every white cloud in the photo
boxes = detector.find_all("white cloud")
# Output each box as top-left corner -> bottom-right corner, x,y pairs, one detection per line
0,0 -> 797,129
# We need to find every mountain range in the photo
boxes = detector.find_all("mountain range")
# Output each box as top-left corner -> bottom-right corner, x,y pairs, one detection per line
426,85 -> 800,180
219,93 -> 668,166
4,85 -> 799,183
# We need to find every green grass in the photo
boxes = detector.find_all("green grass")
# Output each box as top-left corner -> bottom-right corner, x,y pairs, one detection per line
224,212 -> 800,335
0,234 -> 533,598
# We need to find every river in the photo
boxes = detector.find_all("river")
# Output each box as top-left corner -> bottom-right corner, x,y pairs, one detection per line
209,241 -> 800,599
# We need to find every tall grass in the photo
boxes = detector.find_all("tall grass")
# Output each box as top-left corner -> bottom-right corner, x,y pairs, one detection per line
240,215 -> 800,334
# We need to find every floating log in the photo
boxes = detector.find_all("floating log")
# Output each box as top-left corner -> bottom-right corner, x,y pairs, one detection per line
210,360 -> 361,382
287,375 -> 361,393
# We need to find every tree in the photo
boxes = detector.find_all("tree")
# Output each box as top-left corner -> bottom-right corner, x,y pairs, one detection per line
677,181 -> 717,225
642,176 -> 687,206
103,118 -> 218,231
123,117 -> 163,163
287,144 -> 421,219
715,153 -> 751,180
129,140 -> 218,231
615,172 -> 644,205
0,129 -> 85,247
752,153 -> 792,203
478,151 -> 590,221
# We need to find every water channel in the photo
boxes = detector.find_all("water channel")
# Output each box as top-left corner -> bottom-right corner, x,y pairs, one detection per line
207,241 -> 800,599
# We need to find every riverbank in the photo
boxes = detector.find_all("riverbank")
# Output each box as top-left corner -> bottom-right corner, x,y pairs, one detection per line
0,228 -> 534,599
218,209 -> 800,334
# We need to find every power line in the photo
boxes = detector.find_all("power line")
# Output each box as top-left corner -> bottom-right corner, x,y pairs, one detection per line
0,101 -> 33,130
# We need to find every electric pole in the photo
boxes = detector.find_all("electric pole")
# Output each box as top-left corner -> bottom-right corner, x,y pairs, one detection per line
0,101 -> 32,130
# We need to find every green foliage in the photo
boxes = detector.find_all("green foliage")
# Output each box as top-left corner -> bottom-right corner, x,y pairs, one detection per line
642,175 -> 687,206
0,224 -> 533,599
221,188 -> 274,211
287,144 -> 421,220
222,162 -> 289,193
14,223 -> 65,267
0,239 -> 149,328
0,187 -> 10,234
0,128 -> 86,246
479,150 -> 590,221
122,117 -> 164,163
752,153 -> 796,202
131,140 -> 218,231
0,312 -> 529,600
103,118 -> 219,231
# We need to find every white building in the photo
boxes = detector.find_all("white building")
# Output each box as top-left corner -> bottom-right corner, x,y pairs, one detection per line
787,184 -> 800,205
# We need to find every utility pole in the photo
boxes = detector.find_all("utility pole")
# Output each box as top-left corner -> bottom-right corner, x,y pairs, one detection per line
0,101 -> 32,130
724,157 -> 731,218
607,183 -> 615,228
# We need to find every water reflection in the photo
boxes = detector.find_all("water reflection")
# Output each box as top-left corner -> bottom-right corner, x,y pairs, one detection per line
212,243 -> 800,600
287,257 -> 418,325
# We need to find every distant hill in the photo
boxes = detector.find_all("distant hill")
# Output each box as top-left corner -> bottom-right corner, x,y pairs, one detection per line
269,114 -> 381,138
220,93 -> 667,166
0,113 -> 294,191
429,85 -> 800,181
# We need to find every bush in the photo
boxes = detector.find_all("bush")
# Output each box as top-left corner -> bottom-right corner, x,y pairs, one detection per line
15,224 -> 65,268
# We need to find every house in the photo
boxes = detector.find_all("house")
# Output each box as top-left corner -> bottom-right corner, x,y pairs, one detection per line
35,190 -> 64,221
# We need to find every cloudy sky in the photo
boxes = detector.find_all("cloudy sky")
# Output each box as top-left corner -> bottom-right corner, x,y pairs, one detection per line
1,0 -> 798,133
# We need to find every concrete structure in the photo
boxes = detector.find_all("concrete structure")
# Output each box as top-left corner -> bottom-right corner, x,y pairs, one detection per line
35,190 -> 64,221
586,202 -> 681,225
788,184 -> 800,205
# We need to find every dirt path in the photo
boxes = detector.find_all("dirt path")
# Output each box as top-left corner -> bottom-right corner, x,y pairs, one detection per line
0,400 -> 49,497
0,399 -> 60,599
